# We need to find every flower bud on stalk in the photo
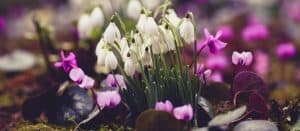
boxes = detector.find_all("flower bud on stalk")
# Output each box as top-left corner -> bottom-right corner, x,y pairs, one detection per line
127,0 -> 142,20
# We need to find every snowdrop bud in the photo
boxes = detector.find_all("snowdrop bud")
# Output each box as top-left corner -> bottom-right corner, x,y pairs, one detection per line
127,0 -> 142,20
141,0 -> 161,10
77,14 -> 92,39
105,51 -> 118,70
90,7 -> 104,29
95,39 -> 107,66
160,25 -> 176,51
141,45 -> 153,66
103,22 -> 121,44
165,9 -> 181,27
232,51 -> 253,66
124,57 -> 136,76
137,14 -> 147,33
120,37 -> 129,56
144,17 -> 159,36
179,17 -> 195,44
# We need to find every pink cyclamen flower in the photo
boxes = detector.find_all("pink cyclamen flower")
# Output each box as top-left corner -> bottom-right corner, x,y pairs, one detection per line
54,50 -> 78,72
275,42 -> 296,59
232,51 -> 253,66
97,91 -> 121,109
203,28 -> 227,54
155,100 -> 173,113
69,68 -> 95,89
196,64 -> 212,80
242,24 -> 269,42
105,74 -> 126,90
173,104 -> 193,121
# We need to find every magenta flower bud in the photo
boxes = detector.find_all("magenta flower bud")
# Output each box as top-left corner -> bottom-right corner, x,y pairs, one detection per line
232,51 -> 253,66
218,25 -> 234,41
54,50 -> 78,72
275,42 -> 296,59
242,24 -> 269,42
97,91 -> 121,109
105,74 -> 127,90
173,104 -> 193,121
203,28 -> 227,54
155,100 -> 173,113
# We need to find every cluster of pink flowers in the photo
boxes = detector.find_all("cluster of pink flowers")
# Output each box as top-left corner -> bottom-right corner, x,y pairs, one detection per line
155,100 -> 193,121
54,50 -> 122,109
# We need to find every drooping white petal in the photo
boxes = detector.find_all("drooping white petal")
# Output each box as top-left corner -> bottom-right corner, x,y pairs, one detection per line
232,51 -> 241,65
103,22 -> 121,44
141,45 -> 152,66
96,50 -> 107,66
159,25 -> 175,51
179,18 -> 195,44
105,51 -> 118,70
124,58 -> 136,76
165,9 -> 181,27
90,7 -> 104,29
127,0 -> 142,20
136,14 -> 147,34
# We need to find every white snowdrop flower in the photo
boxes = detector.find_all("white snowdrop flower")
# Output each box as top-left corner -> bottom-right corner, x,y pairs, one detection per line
98,0 -> 114,16
77,14 -> 92,39
159,25 -> 176,51
105,51 -> 118,70
141,0 -> 161,10
103,22 -> 121,44
179,17 -> 195,44
137,14 -> 147,34
145,36 -> 161,54
127,0 -> 142,20
140,45 -> 153,66
90,7 -> 104,29
95,39 -> 108,66
137,15 -> 159,37
124,58 -> 136,77
120,37 -> 129,56
144,16 -> 159,36
165,9 -> 181,27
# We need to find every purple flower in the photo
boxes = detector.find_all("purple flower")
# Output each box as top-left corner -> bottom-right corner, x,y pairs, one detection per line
218,25 -> 234,41
203,28 -> 227,54
97,91 -> 121,109
205,53 -> 228,70
155,100 -> 173,113
69,68 -> 95,89
196,64 -> 212,80
253,51 -> 270,76
232,51 -> 253,66
54,50 -> 78,72
173,104 -> 193,121
275,42 -> 296,59
242,24 -> 269,42
105,74 -> 126,90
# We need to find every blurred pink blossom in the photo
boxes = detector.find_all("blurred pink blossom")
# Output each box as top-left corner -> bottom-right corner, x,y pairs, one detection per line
155,100 -> 173,113
275,42 -> 296,59
203,28 -> 227,54
253,51 -> 270,76
97,91 -> 121,109
173,104 -> 193,121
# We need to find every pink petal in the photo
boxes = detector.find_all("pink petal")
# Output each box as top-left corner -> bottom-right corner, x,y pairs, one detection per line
54,62 -> 63,67
215,30 -> 223,39
65,52 -> 76,61
215,40 -> 227,51
244,52 -> 253,66
79,75 -> 95,89
232,51 -> 241,65
69,68 -> 85,82
204,28 -> 211,38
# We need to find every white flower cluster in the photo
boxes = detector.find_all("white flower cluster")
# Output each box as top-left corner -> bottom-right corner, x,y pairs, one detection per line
76,0 -> 165,39
95,8 -> 195,76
